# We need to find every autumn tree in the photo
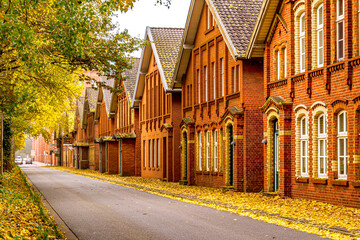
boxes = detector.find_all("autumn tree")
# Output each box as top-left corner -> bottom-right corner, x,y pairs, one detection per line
0,0 -> 171,171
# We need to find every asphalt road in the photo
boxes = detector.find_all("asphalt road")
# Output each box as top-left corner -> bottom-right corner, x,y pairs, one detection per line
21,165 -> 325,240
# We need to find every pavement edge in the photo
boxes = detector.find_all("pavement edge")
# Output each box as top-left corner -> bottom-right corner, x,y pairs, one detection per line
21,167 -> 78,240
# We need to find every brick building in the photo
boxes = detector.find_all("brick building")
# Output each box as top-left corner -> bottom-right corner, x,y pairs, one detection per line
247,0 -> 360,207
174,0 -> 264,191
113,58 -> 141,176
73,97 -> 90,169
32,135 -> 56,165
94,77 -> 118,173
94,59 -> 141,175
132,27 -> 184,181
82,87 -> 99,170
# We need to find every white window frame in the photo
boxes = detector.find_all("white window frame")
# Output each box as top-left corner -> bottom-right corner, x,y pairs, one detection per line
198,132 -> 202,171
317,4 -> 324,67
284,48 -> 287,78
213,130 -> 218,172
317,114 -> 327,178
204,66 -> 208,102
300,116 -> 309,177
299,13 -> 306,73
336,0 -> 344,61
220,58 -> 224,96
212,62 -> 216,99
206,130 -> 210,171
337,111 -> 348,179
277,50 -> 281,79
197,69 -> 200,104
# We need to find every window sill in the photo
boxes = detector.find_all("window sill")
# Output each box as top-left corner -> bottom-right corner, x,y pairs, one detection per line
196,171 -> 202,175
211,172 -> 218,176
295,177 -> 309,183
313,178 -> 327,185
332,179 -> 349,186
203,171 -> 210,175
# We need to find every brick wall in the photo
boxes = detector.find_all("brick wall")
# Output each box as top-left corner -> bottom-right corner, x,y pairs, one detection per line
262,0 -> 360,207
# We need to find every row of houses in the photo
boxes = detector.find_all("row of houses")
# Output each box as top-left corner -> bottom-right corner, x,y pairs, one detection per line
33,0 -> 360,208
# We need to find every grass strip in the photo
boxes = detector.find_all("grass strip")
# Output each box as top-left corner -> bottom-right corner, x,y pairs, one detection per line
0,166 -> 65,239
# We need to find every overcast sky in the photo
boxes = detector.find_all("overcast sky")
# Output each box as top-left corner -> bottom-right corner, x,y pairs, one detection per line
114,0 -> 191,57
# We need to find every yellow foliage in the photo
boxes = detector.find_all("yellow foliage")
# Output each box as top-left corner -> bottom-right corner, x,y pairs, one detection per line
0,167 -> 65,239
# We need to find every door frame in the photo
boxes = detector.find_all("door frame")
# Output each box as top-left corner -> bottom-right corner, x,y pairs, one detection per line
273,119 -> 279,192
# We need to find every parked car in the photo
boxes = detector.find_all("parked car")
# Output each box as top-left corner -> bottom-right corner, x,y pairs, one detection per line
15,157 -> 23,165
25,158 -> 32,164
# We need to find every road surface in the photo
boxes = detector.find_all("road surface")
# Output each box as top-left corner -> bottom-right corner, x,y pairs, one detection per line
22,165 -> 325,240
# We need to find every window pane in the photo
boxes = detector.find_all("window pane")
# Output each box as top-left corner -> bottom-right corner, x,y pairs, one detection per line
318,30 -> 324,66
301,15 -> 305,33
301,118 -> 306,136
319,140 -> 324,156
339,157 -> 344,174
339,113 -> 344,132
302,141 -> 306,155
337,21 -> 344,59
302,157 -> 306,172
319,116 -> 324,134
318,6 -> 323,25
338,0 -> 343,17
339,138 -> 344,156
319,157 -> 324,174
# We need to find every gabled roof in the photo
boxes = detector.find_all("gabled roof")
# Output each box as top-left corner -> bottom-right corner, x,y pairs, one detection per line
132,27 -> 184,108
94,76 -> 115,121
122,58 -> 140,106
173,0 -> 262,88
81,87 -> 98,129
85,87 -> 98,113
77,97 -> 85,128
246,0 -> 284,58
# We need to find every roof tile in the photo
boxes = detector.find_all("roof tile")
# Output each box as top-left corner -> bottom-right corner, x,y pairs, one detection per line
209,0 -> 262,57
150,27 -> 184,88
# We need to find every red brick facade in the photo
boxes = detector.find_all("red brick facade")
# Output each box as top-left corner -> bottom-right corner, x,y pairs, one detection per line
248,0 -> 360,207
176,1 -> 264,191
132,27 -> 184,182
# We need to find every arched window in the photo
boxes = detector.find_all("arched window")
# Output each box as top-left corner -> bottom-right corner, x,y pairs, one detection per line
300,13 -> 306,72
317,4 -> 324,67
213,130 -> 218,172
300,116 -> 309,176
317,114 -> 327,178
337,111 -> 347,179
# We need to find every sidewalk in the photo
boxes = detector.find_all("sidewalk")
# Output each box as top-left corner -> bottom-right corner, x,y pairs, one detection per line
48,166 -> 360,240
32,161 -> 50,167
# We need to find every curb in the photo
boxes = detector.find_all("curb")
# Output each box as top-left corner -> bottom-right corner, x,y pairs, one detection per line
21,168 -> 78,240
57,168 -> 360,239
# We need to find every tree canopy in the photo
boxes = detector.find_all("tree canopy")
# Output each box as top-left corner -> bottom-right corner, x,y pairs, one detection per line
0,0 -> 171,149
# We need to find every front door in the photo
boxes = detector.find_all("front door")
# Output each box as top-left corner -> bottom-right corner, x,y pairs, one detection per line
273,120 -> 279,192
182,132 -> 187,181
